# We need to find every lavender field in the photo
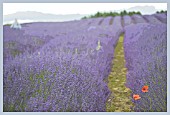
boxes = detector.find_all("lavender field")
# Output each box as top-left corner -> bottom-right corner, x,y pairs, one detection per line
3,13 -> 167,112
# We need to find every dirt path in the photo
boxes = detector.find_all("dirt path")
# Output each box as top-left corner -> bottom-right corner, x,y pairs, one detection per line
106,34 -> 134,112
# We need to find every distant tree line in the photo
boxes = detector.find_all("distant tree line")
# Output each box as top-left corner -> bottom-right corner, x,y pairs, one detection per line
4,24 -> 12,26
82,10 -> 141,19
156,10 -> 167,14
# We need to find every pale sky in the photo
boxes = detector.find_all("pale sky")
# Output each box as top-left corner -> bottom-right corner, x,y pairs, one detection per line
3,3 -> 167,15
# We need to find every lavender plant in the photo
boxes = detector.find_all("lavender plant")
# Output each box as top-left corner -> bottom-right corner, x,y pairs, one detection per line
3,15 -> 123,112
124,23 -> 167,112
3,13 -> 166,112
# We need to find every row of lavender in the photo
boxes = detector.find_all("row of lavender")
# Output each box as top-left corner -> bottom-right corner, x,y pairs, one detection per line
124,23 -> 167,111
3,16 -> 123,111
3,13 -> 166,111
3,13 -> 166,62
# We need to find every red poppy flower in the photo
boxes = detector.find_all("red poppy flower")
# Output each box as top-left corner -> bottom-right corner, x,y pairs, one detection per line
133,94 -> 141,100
142,85 -> 149,93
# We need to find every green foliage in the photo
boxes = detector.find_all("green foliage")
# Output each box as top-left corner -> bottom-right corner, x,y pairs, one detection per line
4,24 -> 11,26
9,104 -> 15,112
156,10 -> 167,14
6,42 -> 16,48
82,10 -> 142,19
29,73 -> 34,82
11,49 -> 21,57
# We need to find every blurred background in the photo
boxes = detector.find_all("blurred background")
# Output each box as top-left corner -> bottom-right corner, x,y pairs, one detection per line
3,3 -> 167,25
